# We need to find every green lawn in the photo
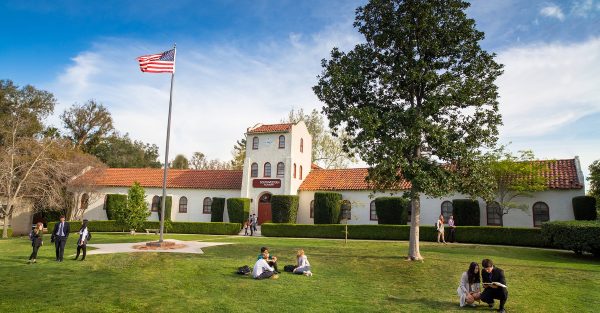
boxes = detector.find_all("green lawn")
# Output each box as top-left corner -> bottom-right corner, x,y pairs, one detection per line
1,233 -> 598,313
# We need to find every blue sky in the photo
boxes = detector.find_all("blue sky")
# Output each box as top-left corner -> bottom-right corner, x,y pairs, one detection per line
1,0 -> 599,187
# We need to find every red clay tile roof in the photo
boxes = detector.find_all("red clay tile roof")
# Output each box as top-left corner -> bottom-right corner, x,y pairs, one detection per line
72,168 -> 243,190
247,123 -> 293,134
299,159 -> 583,191
311,163 -> 322,170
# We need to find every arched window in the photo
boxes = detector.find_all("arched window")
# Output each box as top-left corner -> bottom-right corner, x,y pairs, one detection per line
251,163 -> 258,177
310,200 -> 314,218
341,200 -> 352,220
80,193 -> 89,211
299,165 -> 303,180
203,197 -> 212,214
279,135 -> 285,149
441,201 -> 453,221
370,200 -> 378,221
277,162 -> 285,177
264,162 -> 271,177
293,163 -> 297,178
151,195 -> 160,212
486,201 -> 502,226
532,202 -> 550,227
179,196 -> 188,213
252,136 -> 259,150
300,138 -> 304,153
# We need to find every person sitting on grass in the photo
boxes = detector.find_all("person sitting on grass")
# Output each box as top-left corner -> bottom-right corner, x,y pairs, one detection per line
252,250 -> 279,280
257,246 -> 279,273
457,262 -> 481,307
292,249 -> 312,276
480,258 -> 508,313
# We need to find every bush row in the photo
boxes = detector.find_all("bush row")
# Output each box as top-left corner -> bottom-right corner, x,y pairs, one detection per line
375,197 -> 409,225
1,228 -> 13,237
211,197 -> 226,222
314,192 -> 342,224
452,199 -> 480,226
542,220 -> 600,256
261,223 -> 547,247
227,198 -> 250,226
47,220 -> 241,235
271,195 -> 299,223
572,196 -> 597,220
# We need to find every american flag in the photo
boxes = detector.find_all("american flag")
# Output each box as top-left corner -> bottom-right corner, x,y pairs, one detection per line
136,49 -> 176,73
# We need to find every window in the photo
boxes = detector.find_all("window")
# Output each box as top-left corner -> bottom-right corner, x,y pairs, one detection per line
179,196 -> 188,213
279,135 -> 285,149
441,201 -> 453,221
277,162 -> 285,177
310,200 -> 314,218
370,200 -> 377,221
264,162 -> 271,177
486,201 -> 502,226
251,163 -> 258,177
252,136 -> 259,150
341,200 -> 352,220
299,165 -> 303,180
151,196 -> 160,212
532,202 -> 550,227
300,138 -> 304,153
293,163 -> 297,178
203,197 -> 212,214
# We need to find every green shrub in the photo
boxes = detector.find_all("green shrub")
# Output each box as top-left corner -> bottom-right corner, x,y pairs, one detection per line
105,194 -> 127,220
271,195 -> 299,223
227,198 -> 250,225
572,196 -> 597,220
374,197 -> 409,224
47,220 -> 241,235
452,199 -> 480,226
157,196 -> 173,221
261,223 -> 546,247
314,192 -> 342,224
542,220 -> 600,256
211,197 -> 226,222
1,228 -> 14,237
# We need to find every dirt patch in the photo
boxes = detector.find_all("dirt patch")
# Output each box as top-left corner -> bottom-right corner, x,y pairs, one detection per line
133,243 -> 188,251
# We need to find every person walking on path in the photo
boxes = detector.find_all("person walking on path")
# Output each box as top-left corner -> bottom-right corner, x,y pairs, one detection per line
51,215 -> 70,262
448,215 -> 456,243
252,214 -> 258,232
436,214 -> 446,244
74,219 -> 90,261
28,222 -> 44,264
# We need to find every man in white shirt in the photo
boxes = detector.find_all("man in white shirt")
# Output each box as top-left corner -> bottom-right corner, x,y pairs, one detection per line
252,250 -> 278,279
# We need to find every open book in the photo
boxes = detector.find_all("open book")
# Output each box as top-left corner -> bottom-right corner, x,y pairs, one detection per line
483,282 -> 508,288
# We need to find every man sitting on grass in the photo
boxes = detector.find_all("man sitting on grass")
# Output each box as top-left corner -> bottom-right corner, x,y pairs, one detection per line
252,250 -> 279,280
257,246 -> 279,273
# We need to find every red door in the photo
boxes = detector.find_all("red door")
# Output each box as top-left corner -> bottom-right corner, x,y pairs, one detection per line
257,193 -> 272,225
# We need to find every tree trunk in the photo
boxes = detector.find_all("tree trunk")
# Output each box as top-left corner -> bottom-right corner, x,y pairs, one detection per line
2,215 -> 9,238
407,191 -> 423,261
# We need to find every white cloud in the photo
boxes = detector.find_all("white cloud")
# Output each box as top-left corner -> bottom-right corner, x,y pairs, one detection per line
46,23 -> 361,163
571,0 -> 595,16
496,37 -> 600,137
540,4 -> 565,20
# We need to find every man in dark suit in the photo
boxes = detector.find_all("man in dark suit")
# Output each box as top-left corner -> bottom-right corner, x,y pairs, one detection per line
51,215 -> 70,262
481,258 -> 508,313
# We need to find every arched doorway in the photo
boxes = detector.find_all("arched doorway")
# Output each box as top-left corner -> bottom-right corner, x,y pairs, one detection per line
257,192 -> 272,225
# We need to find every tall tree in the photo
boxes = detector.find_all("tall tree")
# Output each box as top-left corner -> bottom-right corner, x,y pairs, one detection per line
189,152 -> 231,170
118,182 -> 150,233
588,160 -> 600,217
314,0 -> 503,260
283,108 -> 356,169
60,100 -> 114,152
230,138 -> 246,170
90,134 -> 161,168
171,154 -> 189,169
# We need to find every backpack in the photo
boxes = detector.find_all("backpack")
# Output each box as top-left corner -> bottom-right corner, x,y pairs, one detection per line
236,265 -> 251,275
283,265 -> 295,273
86,232 -> 92,241
28,230 -> 34,241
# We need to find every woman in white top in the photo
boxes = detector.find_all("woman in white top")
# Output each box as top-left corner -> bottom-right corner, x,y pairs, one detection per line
436,214 -> 446,244
74,219 -> 90,261
293,249 -> 312,276
457,262 -> 481,307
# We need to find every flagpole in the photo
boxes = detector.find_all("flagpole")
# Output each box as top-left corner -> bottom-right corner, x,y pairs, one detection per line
159,44 -> 176,243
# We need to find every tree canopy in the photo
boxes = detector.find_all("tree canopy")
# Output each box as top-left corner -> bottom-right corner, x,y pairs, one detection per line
61,99 -> 114,153
588,160 -> 600,215
313,0 -> 503,260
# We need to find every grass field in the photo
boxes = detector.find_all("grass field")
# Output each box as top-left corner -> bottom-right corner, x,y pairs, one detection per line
1,233 -> 598,313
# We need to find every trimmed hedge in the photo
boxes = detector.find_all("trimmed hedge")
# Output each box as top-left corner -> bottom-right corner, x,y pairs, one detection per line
314,192 -> 342,224
572,196 -> 597,220
375,197 -> 409,225
1,228 -> 14,237
227,198 -> 250,225
157,196 -> 173,221
452,199 -> 480,226
105,194 -> 127,220
261,223 -> 547,247
542,220 -> 600,256
271,195 -> 299,223
47,220 -> 241,235
211,197 -> 226,222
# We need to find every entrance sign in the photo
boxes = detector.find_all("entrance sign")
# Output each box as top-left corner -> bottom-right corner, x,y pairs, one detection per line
253,179 -> 281,188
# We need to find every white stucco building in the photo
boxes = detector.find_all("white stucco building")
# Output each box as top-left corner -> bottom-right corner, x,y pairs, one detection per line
74,121 -> 585,228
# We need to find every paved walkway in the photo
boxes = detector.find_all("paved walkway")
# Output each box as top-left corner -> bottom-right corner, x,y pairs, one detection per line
238,225 -> 262,237
86,239 -> 232,255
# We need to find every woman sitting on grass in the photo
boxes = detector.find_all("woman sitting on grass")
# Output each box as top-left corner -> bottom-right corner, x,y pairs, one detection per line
293,249 -> 312,276
457,262 -> 481,307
